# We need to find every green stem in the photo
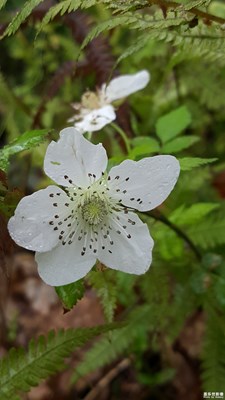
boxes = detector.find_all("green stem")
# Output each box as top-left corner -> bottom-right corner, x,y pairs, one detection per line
111,123 -> 131,154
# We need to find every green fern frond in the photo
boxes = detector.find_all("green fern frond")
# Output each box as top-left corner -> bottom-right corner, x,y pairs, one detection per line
177,0 -> 211,11
201,308 -> 225,391
37,0 -> 96,34
87,270 -> 117,323
0,324 -> 117,399
187,210 -> 225,249
72,304 -> 153,383
1,0 -> 45,38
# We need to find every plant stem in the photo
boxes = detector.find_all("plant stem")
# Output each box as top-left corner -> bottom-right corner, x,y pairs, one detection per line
111,123 -> 131,154
147,0 -> 225,25
144,209 -> 202,261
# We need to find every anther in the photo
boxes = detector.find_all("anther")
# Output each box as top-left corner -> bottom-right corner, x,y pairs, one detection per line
49,193 -> 54,197
53,203 -> 58,207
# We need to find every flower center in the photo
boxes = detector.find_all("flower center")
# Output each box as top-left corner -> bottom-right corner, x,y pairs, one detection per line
81,91 -> 100,110
81,198 -> 108,225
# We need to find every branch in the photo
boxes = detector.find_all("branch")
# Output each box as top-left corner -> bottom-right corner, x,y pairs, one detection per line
148,0 -> 225,25
83,358 -> 131,400
144,209 -> 202,261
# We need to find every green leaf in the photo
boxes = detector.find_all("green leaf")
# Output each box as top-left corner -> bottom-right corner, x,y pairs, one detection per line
87,270 -> 117,323
202,308 -> 225,391
162,135 -> 200,154
80,15 -> 137,51
0,129 -> 51,171
0,324 -> 119,399
55,280 -> 85,311
0,0 -> 45,38
179,157 -> 217,171
72,304 -> 152,383
170,203 -> 220,226
0,0 -> 7,11
156,106 -> 192,144
129,137 -> 160,158
187,210 -> 225,249
37,0 -> 96,34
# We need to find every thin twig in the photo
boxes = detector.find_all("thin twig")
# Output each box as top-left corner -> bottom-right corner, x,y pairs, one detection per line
83,358 -> 131,400
147,0 -> 225,25
144,209 -> 202,261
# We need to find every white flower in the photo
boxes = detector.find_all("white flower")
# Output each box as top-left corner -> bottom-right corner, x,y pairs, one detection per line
68,70 -> 150,132
8,128 -> 180,287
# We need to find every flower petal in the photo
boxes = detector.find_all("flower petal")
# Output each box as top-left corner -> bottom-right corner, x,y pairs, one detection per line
73,105 -> 116,132
8,186 -> 69,252
44,127 -> 108,188
101,70 -> 150,103
97,211 -> 153,274
108,156 -> 180,211
36,240 -> 96,286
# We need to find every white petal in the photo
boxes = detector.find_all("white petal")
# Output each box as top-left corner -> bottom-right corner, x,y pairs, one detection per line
44,127 -> 108,188
108,156 -> 180,211
36,239 -> 96,286
74,105 -> 116,132
8,186 -> 69,252
97,211 -> 153,274
101,70 -> 150,103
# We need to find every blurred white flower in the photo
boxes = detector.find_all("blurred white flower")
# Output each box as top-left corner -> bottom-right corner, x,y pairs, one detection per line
8,128 -> 180,287
68,70 -> 150,132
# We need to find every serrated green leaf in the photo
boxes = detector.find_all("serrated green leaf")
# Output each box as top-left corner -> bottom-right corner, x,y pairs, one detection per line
55,280 -> 85,310
87,270 -> 117,323
0,324 -> 119,398
129,137 -> 160,158
162,135 -> 200,154
37,0 -> 96,35
80,15 -> 137,51
170,203 -> 220,225
187,211 -> 225,249
1,0 -> 45,38
179,157 -> 217,171
156,106 -> 192,144
0,129 -> 51,171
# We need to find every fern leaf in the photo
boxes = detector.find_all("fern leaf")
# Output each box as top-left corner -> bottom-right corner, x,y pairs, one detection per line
72,304 -> 153,383
1,0 -> 45,38
187,210 -> 225,248
0,324 -> 117,398
80,15 -> 137,51
87,270 -> 117,323
115,34 -> 150,66
201,308 -> 225,391
37,0 -> 96,34
170,203 -> 220,226
178,0 -> 211,11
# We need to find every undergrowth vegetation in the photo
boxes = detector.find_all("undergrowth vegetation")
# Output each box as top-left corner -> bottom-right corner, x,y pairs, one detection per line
0,0 -> 225,398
